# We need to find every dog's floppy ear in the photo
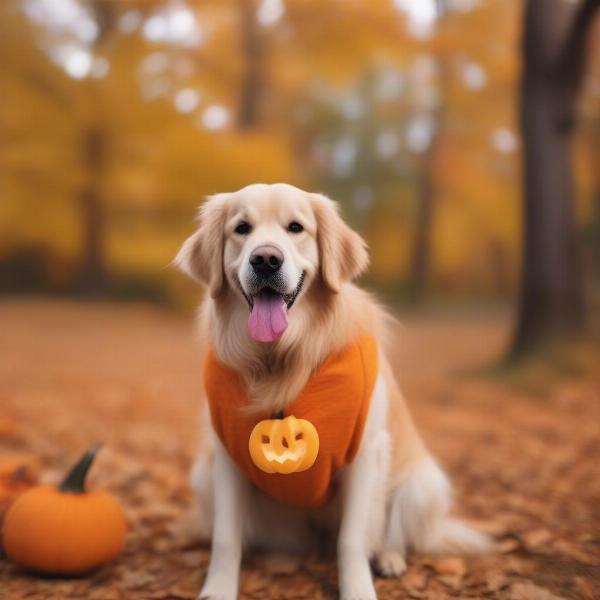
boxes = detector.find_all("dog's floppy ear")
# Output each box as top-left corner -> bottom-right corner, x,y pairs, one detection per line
311,193 -> 369,293
174,194 -> 229,298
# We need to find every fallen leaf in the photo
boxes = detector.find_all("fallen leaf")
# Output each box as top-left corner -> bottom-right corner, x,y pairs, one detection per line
510,581 -> 568,600
431,556 -> 466,577
521,529 -> 552,550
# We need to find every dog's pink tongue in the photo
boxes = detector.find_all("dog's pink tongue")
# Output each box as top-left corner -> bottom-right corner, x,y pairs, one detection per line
248,294 -> 288,342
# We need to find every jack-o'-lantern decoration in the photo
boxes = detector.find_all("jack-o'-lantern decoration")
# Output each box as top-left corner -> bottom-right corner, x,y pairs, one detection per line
249,413 -> 319,474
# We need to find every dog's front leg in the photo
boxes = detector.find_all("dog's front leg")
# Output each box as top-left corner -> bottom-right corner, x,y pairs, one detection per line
337,438 -> 379,600
199,439 -> 247,600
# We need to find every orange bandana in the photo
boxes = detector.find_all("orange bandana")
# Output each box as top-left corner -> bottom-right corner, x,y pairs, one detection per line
203,336 -> 378,508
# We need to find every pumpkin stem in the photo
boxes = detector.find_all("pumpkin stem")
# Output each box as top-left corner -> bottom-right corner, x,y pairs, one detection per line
273,410 -> 285,420
59,444 -> 102,493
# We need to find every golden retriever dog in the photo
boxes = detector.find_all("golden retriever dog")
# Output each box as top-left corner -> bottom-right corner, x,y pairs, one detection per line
175,183 -> 490,600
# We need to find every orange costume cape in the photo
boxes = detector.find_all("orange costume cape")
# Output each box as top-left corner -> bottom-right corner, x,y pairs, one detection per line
203,336 -> 378,508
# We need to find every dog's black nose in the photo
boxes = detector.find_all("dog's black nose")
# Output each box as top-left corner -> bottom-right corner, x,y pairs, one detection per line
250,245 -> 284,277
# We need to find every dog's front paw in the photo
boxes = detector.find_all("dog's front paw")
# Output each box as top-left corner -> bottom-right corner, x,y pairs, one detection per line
197,591 -> 234,600
198,577 -> 237,600
340,587 -> 377,600
374,549 -> 407,578
339,551 -> 378,600
340,574 -> 377,600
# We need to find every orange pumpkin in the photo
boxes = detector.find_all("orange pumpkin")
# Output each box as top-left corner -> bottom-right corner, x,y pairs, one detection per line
2,446 -> 127,575
249,414 -> 319,475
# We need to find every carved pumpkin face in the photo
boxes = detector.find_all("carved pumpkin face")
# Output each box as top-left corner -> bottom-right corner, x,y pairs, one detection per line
249,415 -> 319,474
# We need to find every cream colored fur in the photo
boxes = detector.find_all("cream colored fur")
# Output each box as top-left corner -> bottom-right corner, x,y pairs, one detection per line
175,183 -> 491,600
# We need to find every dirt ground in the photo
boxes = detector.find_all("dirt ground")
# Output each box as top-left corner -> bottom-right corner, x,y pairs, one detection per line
1,299 -> 599,600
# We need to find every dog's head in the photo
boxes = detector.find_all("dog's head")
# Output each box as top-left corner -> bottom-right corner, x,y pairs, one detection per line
175,183 -> 368,342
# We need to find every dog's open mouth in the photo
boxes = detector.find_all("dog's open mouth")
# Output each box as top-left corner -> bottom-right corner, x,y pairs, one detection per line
242,273 -> 305,343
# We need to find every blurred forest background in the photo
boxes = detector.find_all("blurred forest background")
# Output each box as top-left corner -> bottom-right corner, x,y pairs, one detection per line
1,0 -> 599,355
2,3 -> 600,599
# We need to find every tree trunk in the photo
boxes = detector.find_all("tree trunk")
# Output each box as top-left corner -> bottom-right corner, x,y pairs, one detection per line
74,0 -> 115,295
407,0 -> 447,302
237,0 -> 262,129
511,0 -> 599,356
408,131 -> 439,301
76,125 -> 107,295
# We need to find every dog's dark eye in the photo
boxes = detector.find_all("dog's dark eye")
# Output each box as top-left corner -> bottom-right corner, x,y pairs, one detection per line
287,221 -> 303,234
234,221 -> 251,235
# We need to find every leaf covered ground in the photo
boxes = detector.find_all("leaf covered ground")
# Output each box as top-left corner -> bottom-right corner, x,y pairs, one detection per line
1,299 -> 599,600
